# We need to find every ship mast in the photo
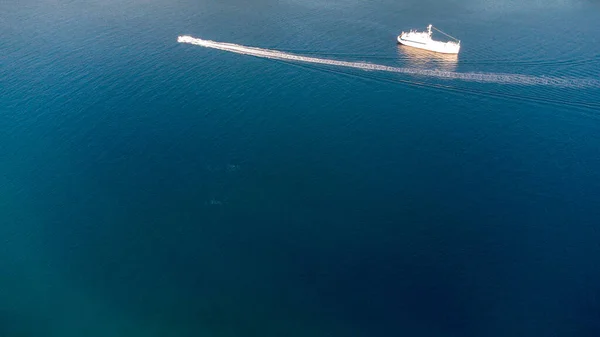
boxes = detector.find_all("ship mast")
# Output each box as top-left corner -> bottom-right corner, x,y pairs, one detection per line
430,25 -> 460,44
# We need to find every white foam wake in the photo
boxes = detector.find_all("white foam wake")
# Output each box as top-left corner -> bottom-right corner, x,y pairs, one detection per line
178,35 -> 600,89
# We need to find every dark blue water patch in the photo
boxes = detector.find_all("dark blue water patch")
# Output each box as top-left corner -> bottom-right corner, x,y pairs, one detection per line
3,0 -> 600,336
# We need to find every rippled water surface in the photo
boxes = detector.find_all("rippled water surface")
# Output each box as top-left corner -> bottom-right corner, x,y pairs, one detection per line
2,0 -> 600,336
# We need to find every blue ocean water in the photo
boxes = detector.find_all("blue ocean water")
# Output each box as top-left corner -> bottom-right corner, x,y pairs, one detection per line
2,0 -> 600,336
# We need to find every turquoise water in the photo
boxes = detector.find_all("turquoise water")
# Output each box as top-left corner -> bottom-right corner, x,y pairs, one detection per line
2,0 -> 600,336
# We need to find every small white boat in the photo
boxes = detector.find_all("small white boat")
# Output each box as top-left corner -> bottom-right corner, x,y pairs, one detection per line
397,24 -> 460,54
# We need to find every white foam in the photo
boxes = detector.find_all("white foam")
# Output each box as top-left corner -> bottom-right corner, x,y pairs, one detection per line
178,35 -> 600,89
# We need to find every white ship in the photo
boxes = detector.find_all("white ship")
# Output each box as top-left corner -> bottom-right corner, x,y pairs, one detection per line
397,24 -> 460,54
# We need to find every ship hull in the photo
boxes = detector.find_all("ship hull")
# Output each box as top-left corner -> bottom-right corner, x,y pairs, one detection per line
397,35 -> 460,54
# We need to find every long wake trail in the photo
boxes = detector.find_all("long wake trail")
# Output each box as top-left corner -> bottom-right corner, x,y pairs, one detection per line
178,35 -> 600,89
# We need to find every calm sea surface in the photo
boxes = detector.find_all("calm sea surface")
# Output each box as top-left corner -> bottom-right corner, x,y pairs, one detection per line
2,0 -> 600,336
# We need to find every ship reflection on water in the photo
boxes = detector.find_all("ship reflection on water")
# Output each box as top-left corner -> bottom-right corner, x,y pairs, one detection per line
397,45 -> 458,72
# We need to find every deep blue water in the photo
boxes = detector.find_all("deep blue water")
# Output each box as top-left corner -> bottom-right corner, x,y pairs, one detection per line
2,0 -> 600,336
